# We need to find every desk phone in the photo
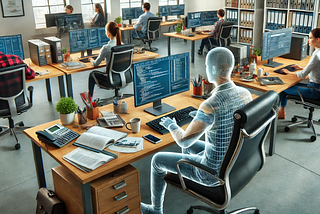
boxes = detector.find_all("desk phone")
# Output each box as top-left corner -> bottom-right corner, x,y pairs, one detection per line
36,123 -> 80,148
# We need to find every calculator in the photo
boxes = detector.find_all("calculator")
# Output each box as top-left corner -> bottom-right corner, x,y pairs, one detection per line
44,123 -> 80,148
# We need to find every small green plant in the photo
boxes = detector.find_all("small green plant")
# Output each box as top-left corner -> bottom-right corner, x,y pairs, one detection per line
253,47 -> 262,56
176,26 -> 182,33
62,48 -> 67,54
115,16 -> 122,24
56,97 -> 78,114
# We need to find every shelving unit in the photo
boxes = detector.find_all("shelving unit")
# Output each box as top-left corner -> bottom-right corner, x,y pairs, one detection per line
225,0 -> 264,48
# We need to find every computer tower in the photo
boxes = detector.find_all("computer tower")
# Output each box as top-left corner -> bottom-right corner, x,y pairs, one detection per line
281,34 -> 308,61
28,39 -> 51,66
44,36 -> 63,63
227,43 -> 248,65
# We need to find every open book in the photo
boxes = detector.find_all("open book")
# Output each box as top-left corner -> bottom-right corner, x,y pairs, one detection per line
75,126 -> 127,151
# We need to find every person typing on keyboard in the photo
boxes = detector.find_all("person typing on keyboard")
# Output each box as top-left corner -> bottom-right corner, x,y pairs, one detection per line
278,28 -> 320,119
140,48 -> 252,214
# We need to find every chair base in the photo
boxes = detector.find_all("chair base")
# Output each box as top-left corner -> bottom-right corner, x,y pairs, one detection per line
284,115 -> 320,142
187,205 -> 259,214
0,120 -> 31,150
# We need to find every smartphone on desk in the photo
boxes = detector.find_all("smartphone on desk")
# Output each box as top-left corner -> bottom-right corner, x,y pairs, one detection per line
143,134 -> 162,144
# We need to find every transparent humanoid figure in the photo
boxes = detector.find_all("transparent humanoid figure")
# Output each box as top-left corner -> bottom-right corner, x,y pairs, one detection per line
141,47 -> 252,214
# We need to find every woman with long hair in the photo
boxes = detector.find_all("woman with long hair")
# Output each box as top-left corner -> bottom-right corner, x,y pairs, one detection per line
91,3 -> 105,27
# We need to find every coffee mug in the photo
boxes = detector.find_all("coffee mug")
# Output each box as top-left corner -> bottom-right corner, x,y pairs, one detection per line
125,118 -> 141,133
257,68 -> 264,77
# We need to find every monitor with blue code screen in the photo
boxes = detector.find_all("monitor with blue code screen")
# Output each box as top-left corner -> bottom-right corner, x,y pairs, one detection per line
202,11 -> 218,26
170,5 -> 184,16
261,27 -> 293,68
0,34 -> 24,60
122,7 -> 143,24
133,52 -> 190,116
158,5 -> 170,17
55,14 -> 84,34
187,12 -> 202,31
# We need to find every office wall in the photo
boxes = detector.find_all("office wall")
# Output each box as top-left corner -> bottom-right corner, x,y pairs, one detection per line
0,0 -> 222,58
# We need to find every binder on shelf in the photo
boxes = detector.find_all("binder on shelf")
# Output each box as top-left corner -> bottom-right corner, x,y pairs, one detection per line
309,0 -> 314,11
248,30 -> 253,44
249,13 -> 253,28
267,10 -> 272,29
317,14 -> 320,28
276,0 -> 280,8
271,10 -> 275,30
301,0 -> 306,10
290,0 -> 294,9
283,0 -> 288,8
240,29 -> 244,42
299,12 -> 304,33
277,11 -> 282,29
274,11 -> 279,30
295,12 -> 300,32
280,0 -> 284,8
307,13 -> 313,32
281,11 -> 286,29
297,0 -> 302,9
303,13 -> 309,33
251,0 -> 254,9
293,0 -> 298,9
288,11 -> 293,28
240,11 -> 245,26
246,12 -> 250,27
291,12 -> 296,31
235,10 -> 238,24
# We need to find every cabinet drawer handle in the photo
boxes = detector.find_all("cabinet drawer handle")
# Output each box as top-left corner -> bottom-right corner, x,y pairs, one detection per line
115,205 -> 129,214
114,180 -> 126,190
114,191 -> 127,201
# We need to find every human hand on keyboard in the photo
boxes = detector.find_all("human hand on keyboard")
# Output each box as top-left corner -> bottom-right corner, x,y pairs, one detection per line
159,117 -> 176,130
280,69 -> 290,74
189,110 -> 197,118
291,65 -> 303,70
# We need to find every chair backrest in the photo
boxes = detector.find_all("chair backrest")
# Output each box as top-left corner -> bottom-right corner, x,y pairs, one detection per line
147,17 -> 162,40
217,21 -> 234,47
219,90 -> 278,207
93,44 -> 135,90
0,64 -> 31,118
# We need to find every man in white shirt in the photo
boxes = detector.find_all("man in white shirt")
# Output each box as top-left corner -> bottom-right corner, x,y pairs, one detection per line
133,3 -> 156,39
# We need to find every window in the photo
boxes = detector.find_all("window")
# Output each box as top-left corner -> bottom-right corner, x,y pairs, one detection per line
120,0 -> 143,9
81,0 -> 105,24
159,0 -> 180,6
31,0 -> 68,29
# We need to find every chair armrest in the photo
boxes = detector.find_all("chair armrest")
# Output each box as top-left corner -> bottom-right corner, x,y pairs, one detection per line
27,86 -> 34,106
175,158 -> 224,191
297,85 -> 320,105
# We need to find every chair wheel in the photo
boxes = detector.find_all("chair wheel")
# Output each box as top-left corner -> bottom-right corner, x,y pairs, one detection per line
310,136 -> 316,142
187,207 -> 194,214
254,209 -> 260,214
284,127 -> 290,132
291,117 -> 297,122
15,143 -> 21,150
18,121 -> 24,126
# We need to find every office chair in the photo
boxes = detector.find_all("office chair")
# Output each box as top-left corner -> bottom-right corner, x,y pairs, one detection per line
164,90 -> 278,214
92,44 -> 135,106
284,86 -> 320,142
208,21 -> 235,49
135,17 -> 162,52
0,64 -> 34,150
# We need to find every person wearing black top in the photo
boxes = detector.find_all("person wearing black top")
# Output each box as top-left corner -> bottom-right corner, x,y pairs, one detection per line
91,3 -> 105,27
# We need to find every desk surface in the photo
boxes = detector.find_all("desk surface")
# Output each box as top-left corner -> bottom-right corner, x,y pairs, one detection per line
232,56 -> 311,94
163,32 -> 210,41
120,20 -> 182,31
50,50 -> 159,75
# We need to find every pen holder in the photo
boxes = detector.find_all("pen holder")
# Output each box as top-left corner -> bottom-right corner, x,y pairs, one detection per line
77,111 -> 87,125
87,107 -> 99,120
193,85 -> 202,96
113,103 -> 121,114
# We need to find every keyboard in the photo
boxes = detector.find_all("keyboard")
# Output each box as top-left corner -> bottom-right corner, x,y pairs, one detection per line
146,106 -> 197,134
79,56 -> 98,63
274,64 -> 297,74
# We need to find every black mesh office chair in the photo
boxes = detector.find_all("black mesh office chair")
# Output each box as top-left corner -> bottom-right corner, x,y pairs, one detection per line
208,21 -> 235,49
164,90 -> 278,214
0,64 -> 34,149
92,44 -> 135,106
284,86 -> 320,142
135,17 -> 162,52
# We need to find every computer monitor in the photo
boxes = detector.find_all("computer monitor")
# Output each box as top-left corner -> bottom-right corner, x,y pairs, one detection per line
69,27 -> 110,57
122,7 -> 144,24
0,34 -> 24,60
261,27 -> 293,68
202,11 -> 218,26
158,5 -> 170,17
187,12 -> 202,32
170,5 -> 185,16
45,12 -> 66,28
133,52 -> 190,116
55,13 -> 84,34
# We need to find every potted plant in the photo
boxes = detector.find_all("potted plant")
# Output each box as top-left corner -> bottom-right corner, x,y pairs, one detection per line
176,23 -> 182,34
115,16 -> 122,27
56,97 -> 78,125
252,47 -> 262,63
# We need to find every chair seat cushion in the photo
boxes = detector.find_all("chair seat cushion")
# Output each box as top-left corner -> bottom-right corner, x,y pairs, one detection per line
287,95 -> 320,107
164,173 -> 225,205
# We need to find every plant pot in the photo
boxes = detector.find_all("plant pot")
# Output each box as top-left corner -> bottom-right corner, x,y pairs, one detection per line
176,31 -> 181,34
59,112 -> 75,125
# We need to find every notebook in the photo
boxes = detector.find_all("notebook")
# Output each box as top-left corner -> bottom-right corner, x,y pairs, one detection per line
257,77 -> 285,85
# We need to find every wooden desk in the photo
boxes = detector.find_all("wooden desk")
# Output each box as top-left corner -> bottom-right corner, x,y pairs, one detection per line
24,59 -> 66,101
50,50 -> 159,99
163,32 -> 210,63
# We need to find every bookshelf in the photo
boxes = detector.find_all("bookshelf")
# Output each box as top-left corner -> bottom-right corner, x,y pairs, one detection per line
225,0 -> 264,48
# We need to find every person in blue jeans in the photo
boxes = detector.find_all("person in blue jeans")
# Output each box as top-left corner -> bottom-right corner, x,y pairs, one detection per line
132,3 -> 156,39
278,28 -> 320,119
140,47 -> 252,214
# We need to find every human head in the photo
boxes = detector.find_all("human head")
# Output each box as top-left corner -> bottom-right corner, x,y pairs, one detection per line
309,28 -> 320,49
106,22 -> 122,45
95,3 -> 104,15
205,47 -> 234,85
142,3 -> 151,12
65,5 -> 73,14
217,9 -> 225,19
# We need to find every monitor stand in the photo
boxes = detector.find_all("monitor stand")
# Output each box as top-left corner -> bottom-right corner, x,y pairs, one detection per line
80,49 -> 93,58
263,58 -> 283,68
144,99 -> 176,116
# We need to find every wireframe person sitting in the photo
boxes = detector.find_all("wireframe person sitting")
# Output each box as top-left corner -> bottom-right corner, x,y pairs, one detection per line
278,28 -> 320,119
133,3 -> 156,39
91,3 -> 105,27
140,47 -> 252,214
88,22 -> 122,98
198,9 -> 225,55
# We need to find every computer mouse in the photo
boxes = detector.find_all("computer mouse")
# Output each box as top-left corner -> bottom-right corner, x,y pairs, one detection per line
264,72 -> 269,76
